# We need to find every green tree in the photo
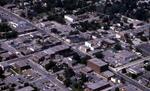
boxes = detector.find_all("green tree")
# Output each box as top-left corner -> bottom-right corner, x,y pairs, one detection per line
0,0 -> 7,6
144,64 -> 150,71
64,67 -> 75,78
80,73 -> 88,82
0,23 -> 18,39
114,43 -> 122,51
64,78 -> 71,87
115,87 -> 120,91
45,61 -> 56,70
0,23 -> 12,32
0,56 -> 2,62
0,66 -> 5,78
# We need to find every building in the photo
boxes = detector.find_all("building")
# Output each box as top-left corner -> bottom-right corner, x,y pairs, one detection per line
31,51 -> 48,63
80,67 -> 93,74
115,50 -> 138,63
85,39 -> 102,51
13,60 -> 31,74
85,80 -> 110,91
101,71 -> 114,80
79,45 -> 90,53
87,58 -> 108,74
16,86 -> 34,91
44,44 -> 70,56
136,43 -> 150,56
64,15 -> 77,22
103,50 -> 138,67
120,84 -> 142,91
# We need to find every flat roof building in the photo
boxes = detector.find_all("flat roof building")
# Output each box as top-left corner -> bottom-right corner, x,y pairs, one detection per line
136,43 -> 150,56
87,58 -> 108,74
16,86 -> 34,91
85,80 -> 110,91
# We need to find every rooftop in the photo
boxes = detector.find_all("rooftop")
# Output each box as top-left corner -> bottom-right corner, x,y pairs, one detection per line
88,58 -> 108,67
86,80 -> 110,90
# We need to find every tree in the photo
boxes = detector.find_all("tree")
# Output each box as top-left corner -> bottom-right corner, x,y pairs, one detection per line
45,0 -> 56,10
128,73 -> 138,79
73,54 -> 81,61
0,0 -> 7,6
0,23 -> 12,32
0,23 -> 18,39
114,43 -> 122,51
3,31 -> 18,39
11,84 -> 16,87
103,23 -> 110,30
64,78 -> 71,87
115,87 -> 120,91
51,65 -> 60,72
47,13 -> 66,24
51,28 -> 61,34
144,64 -> 150,71
45,61 -> 56,70
72,82 -> 83,91
33,1 -> 46,13
24,83 -> 29,87
38,57 -> 45,63
80,73 -> 88,82
122,68 -> 127,73
134,8 -> 150,21
129,23 -> 134,29
9,87 -> 15,91
94,52 -> 104,59
0,66 -> 4,78
71,78 -> 84,91
0,56 -> 2,62
63,0 -> 78,10
64,67 -> 75,78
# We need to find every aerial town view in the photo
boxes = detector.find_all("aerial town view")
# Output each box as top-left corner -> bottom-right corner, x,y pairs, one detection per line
0,0 -> 150,91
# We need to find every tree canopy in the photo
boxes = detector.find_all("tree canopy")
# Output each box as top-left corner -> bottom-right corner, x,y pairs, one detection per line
0,23 -> 18,39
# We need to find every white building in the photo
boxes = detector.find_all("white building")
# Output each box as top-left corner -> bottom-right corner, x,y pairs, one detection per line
64,15 -> 77,22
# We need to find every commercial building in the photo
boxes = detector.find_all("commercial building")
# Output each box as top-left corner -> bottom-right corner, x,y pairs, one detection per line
87,58 -> 108,74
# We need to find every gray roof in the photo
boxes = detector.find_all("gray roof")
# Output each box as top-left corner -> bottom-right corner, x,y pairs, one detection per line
115,50 -> 138,61
103,50 -> 138,66
103,50 -> 114,57
122,84 -> 142,91
16,86 -> 34,91
15,60 -> 30,68
44,44 -> 69,55
137,43 -> 150,56
102,71 -> 114,78
103,39 -> 115,44
86,80 -> 110,90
